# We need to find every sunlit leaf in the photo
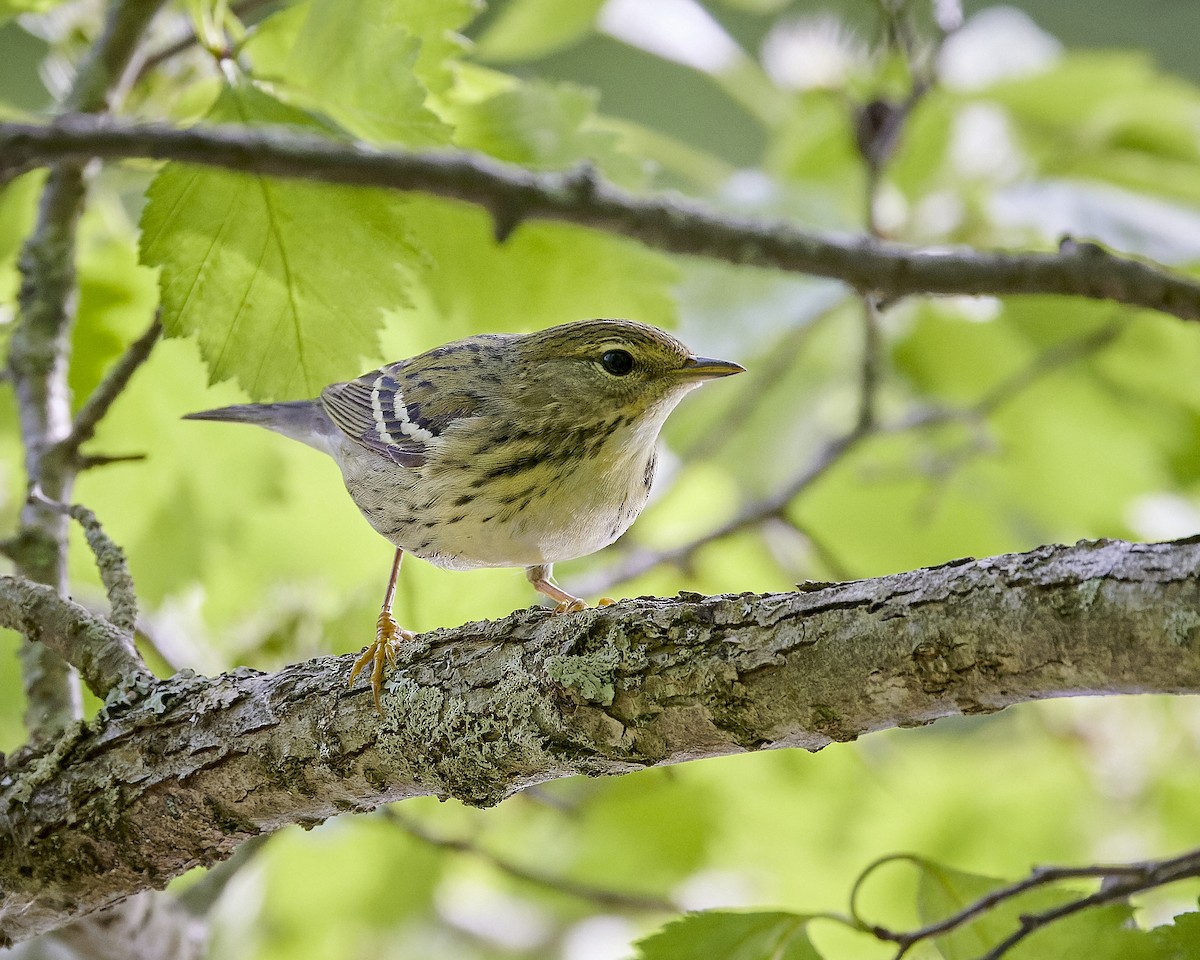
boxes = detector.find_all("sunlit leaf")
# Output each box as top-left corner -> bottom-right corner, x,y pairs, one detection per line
635,911 -> 822,960
474,0 -> 603,63
139,81 -> 418,399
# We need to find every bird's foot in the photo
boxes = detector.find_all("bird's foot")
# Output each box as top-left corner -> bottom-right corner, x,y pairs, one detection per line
552,595 -> 618,613
348,611 -> 417,713
552,597 -> 588,614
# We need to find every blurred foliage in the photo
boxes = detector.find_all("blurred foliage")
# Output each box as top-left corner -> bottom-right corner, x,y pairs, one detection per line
3,0 -> 1200,958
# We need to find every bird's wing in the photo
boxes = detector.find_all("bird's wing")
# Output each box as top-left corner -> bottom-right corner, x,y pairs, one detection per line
320,359 -> 487,467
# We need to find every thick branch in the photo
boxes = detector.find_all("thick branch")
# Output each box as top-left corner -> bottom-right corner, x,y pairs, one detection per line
2,116 -> 1199,322
1,537 -> 1198,944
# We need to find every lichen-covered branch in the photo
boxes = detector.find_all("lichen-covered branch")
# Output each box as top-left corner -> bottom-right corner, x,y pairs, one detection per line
2,116 -> 1200,322
27,494 -> 140,634
2,537 -> 1198,945
6,0 -> 167,737
0,576 -> 152,701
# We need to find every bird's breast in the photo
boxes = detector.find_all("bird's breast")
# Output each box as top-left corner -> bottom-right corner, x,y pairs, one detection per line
336,424 -> 659,570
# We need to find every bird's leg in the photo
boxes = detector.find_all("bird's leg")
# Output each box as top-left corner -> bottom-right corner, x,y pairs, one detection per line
526,564 -> 616,612
348,547 -> 416,712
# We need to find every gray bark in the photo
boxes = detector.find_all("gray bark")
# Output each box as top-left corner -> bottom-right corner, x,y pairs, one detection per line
2,536 -> 1198,945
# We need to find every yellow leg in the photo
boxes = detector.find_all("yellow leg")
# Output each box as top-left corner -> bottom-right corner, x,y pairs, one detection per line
525,564 -> 617,613
348,548 -> 415,712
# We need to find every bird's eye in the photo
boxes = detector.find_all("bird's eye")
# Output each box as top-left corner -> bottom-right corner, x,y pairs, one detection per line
600,349 -> 635,376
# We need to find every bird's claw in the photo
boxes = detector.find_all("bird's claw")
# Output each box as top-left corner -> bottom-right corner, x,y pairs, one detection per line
552,597 -> 588,614
348,611 -> 416,713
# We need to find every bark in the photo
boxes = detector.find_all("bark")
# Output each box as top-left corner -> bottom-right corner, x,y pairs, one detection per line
2,537 -> 1199,945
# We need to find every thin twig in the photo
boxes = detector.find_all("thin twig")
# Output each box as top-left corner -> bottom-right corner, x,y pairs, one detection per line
573,428 -> 866,596
1,117 -> 1199,321
176,834 -> 271,915
680,302 -> 843,463
382,810 -> 675,913
851,849 -> 1200,959
131,0 -> 281,86
857,296 -> 883,432
28,491 -> 139,634
55,314 -> 161,465
577,319 -> 1122,596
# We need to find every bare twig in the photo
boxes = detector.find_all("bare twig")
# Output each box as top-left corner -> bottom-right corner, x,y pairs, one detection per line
132,0 -> 280,86
176,835 -> 271,915
1,117 -> 1199,321
680,302 -> 844,463
856,296 -> 883,432
383,810 -> 674,913
974,322 -> 1122,418
573,428 -> 865,595
578,319 -> 1121,596
54,314 -> 161,466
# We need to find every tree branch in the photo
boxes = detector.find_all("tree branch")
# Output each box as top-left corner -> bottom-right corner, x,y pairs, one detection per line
28,493 -> 140,634
0,576 -> 152,702
384,810 -> 674,913
53,313 -> 161,468
1,536 -> 1198,945
6,0 -> 167,738
2,116 -> 1199,322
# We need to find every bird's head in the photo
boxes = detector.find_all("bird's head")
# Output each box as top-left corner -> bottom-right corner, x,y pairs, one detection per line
510,319 -> 743,431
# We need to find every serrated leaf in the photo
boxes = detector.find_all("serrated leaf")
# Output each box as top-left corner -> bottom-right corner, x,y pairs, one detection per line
1150,909 -> 1200,960
245,0 -> 477,139
634,911 -> 822,960
139,82 -> 418,399
474,0 -> 603,63
286,0 -> 452,145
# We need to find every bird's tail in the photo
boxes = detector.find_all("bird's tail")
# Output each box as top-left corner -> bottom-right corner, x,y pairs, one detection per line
183,401 -> 338,454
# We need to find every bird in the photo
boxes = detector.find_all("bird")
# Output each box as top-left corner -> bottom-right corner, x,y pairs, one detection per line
185,318 -> 744,709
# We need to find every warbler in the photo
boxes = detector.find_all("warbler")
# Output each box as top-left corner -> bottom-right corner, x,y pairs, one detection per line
185,318 -> 743,709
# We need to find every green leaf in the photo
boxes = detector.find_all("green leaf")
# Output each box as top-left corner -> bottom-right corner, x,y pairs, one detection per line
452,79 -> 642,181
634,912 -> 822,960
989,53 -> 1200,205
474,0 -> 603,63
917,861 -> 1069,959
1150,910 -> 1200,960
916,860 -> 1158,960
245,0 -> 477,139
381,196 -> 678,346
0,0 -> 59,21
285,0 -> 453,145
139,82 -> 418,399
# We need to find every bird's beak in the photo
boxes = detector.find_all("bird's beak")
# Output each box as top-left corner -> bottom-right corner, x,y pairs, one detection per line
678,355 -> 745,380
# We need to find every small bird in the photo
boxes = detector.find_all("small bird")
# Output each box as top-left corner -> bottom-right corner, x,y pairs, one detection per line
185,319 -> 743,709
